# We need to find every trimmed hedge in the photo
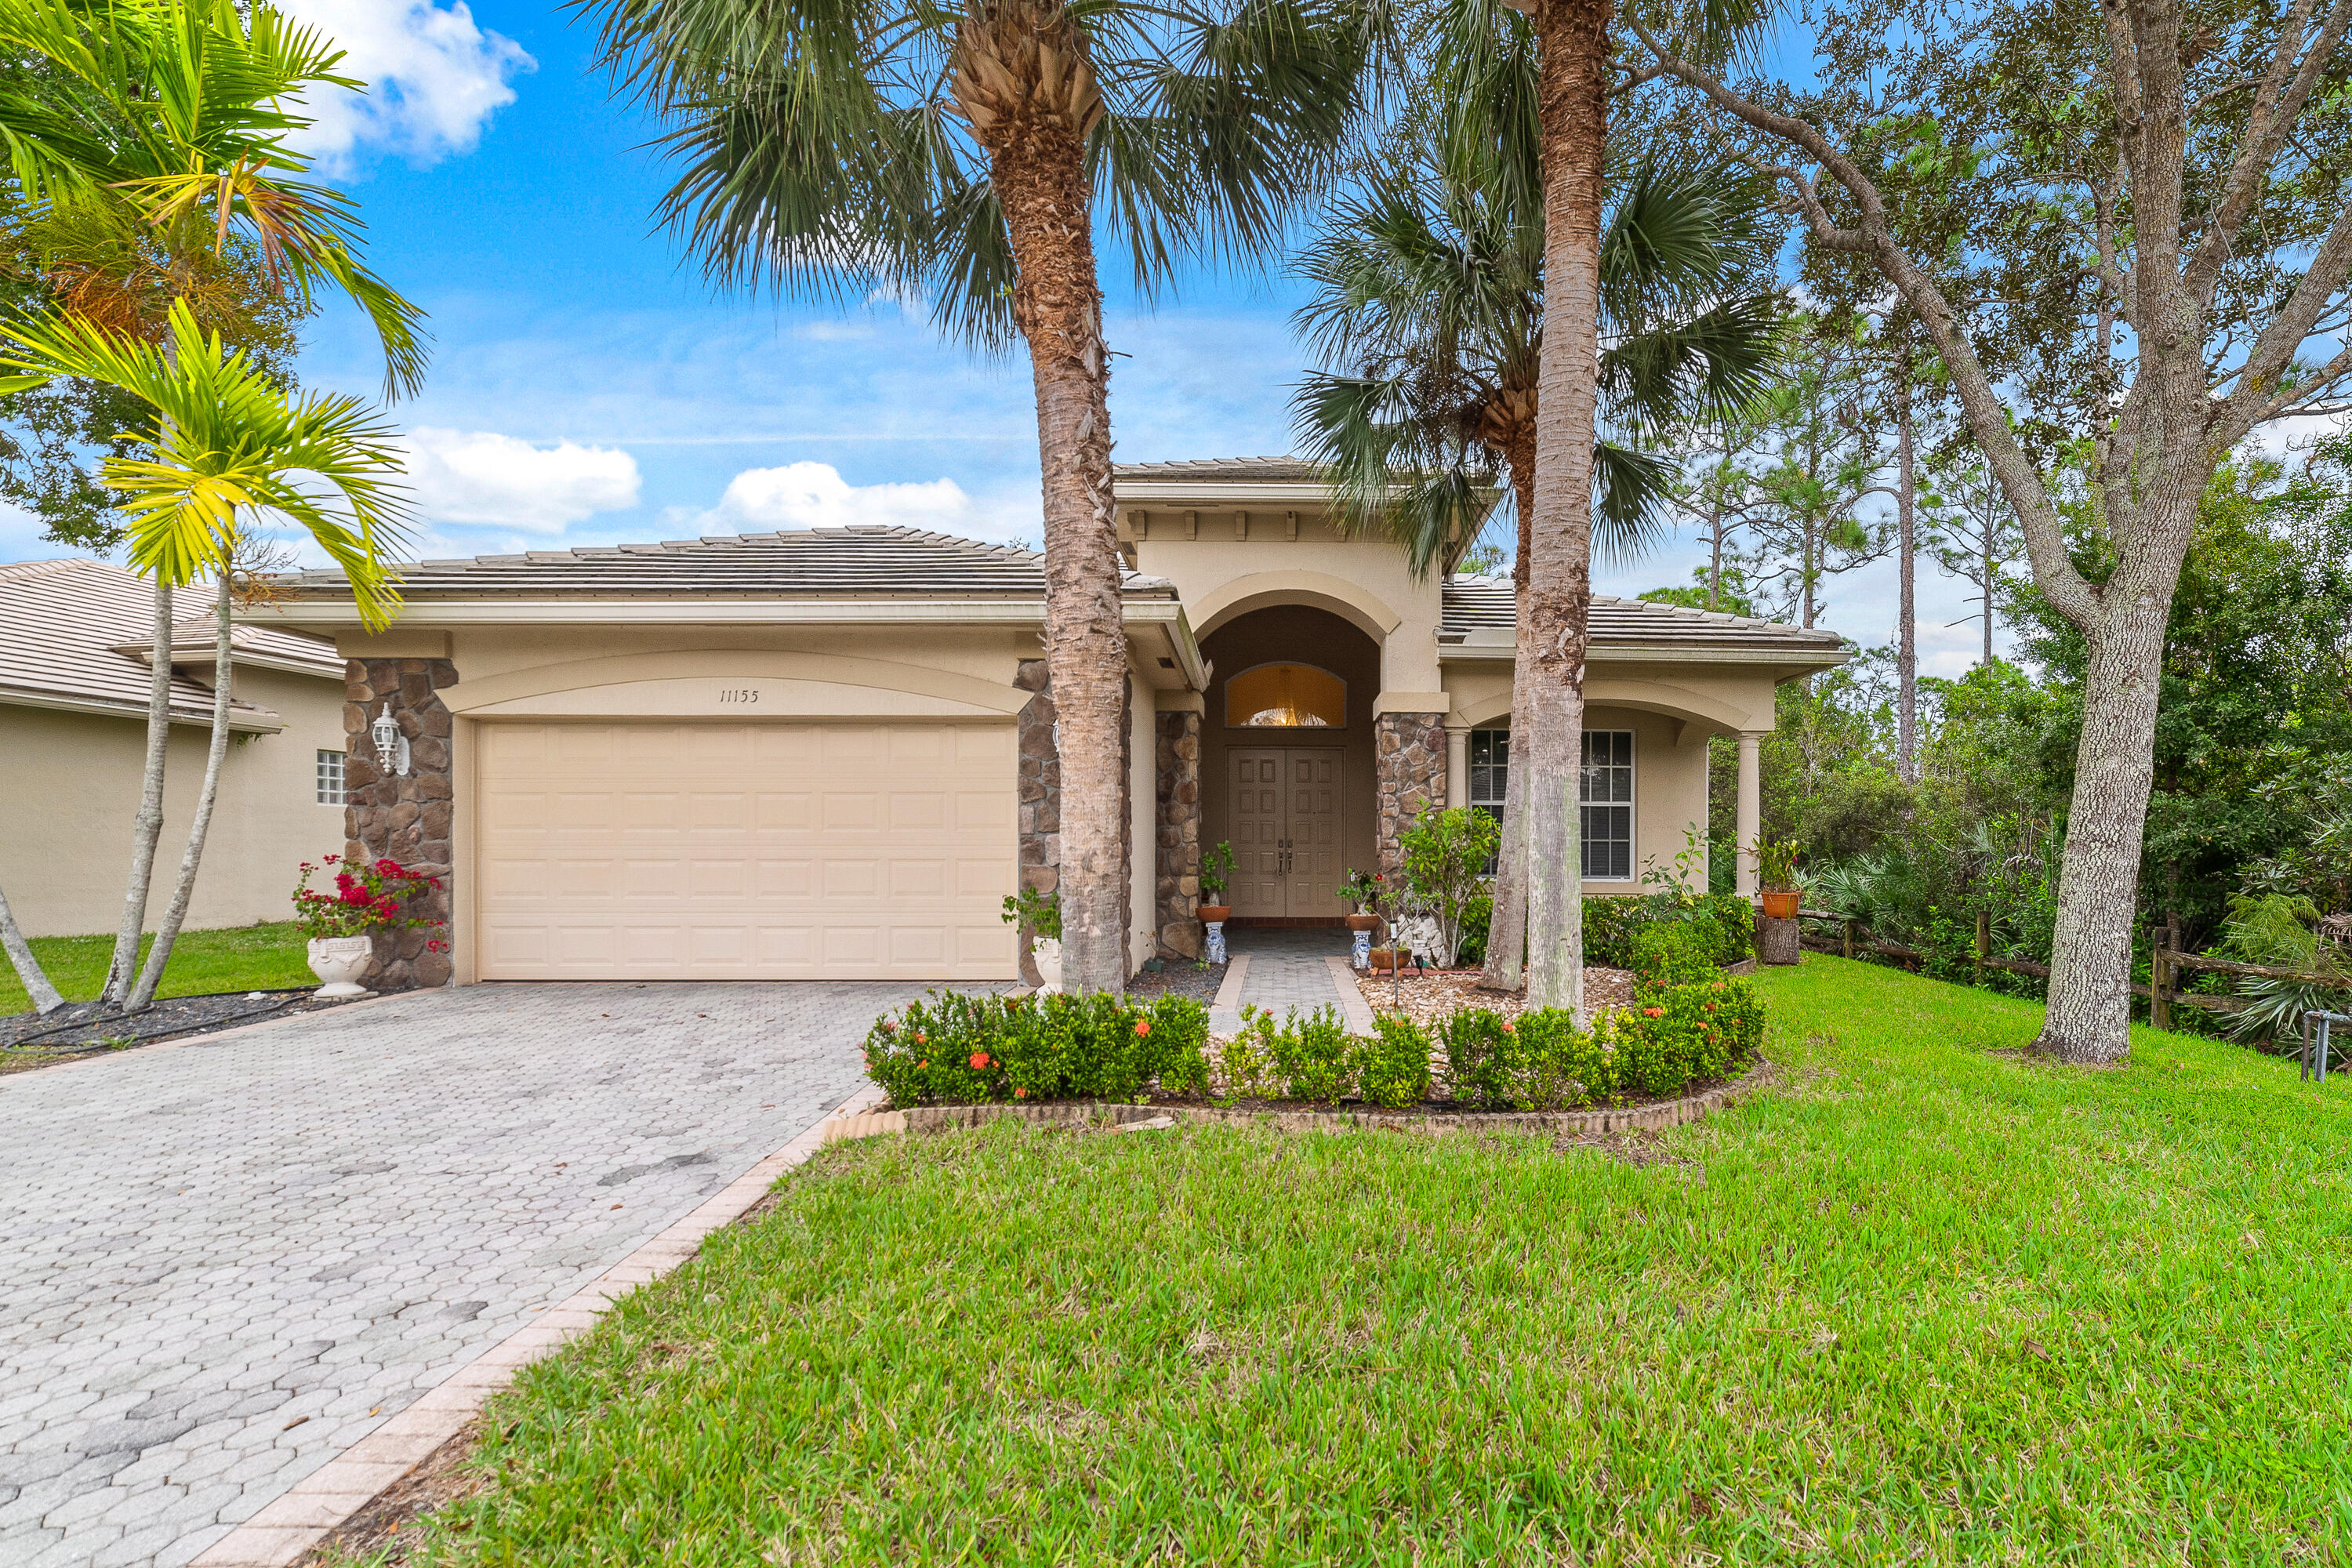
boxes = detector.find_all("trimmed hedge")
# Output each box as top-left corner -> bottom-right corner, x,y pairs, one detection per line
1586,892 -> 1755,969
864,991 -> 1210,1109
863,975 -> 1765,1114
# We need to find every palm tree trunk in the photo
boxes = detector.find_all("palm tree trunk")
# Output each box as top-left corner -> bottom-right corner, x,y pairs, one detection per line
126,569 -> 235,1012
1895,368 -> 1918,784
103,576 -> 173,1004
1522,0 -> 1610,1016
0,881 -> 65,1014
987,118 -> 1129,995
1479,425 -> 1538,993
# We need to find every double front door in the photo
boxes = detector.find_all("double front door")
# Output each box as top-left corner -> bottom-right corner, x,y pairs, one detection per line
1229,748 -> 1345,918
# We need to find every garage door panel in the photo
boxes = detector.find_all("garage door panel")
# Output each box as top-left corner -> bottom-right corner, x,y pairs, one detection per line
477,720 -> 1016,981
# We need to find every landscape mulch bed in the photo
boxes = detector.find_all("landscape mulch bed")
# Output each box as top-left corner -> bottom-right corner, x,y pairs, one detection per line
1346,964 -> 1638,1029
0,987 -> 361,1073
1122,957 -> 1227,1006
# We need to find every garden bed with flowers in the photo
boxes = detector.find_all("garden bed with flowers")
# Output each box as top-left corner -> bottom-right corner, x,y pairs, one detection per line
861,927 -> 1766,1120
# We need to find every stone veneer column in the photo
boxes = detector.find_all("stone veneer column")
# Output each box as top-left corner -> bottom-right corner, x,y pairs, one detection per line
343,657 -> 458,991
1374,711 -> 1448,877
1153,709 -> 1202,960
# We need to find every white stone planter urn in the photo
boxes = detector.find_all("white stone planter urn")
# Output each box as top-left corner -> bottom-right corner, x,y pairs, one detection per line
306,935 -> 375,999
1031,936 -> 1065,995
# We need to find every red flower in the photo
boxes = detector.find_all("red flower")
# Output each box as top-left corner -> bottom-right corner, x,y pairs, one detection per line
376,858 -> 401,876
970,1051 -> 990,1070
1642,1006 -> 1664,1018
915,1030 -> 927,1045
1134,1019 -> 1151,1037
1014,1087 -> 1028,1098
322,854 -> 339,864
1501,1020 -> 1517,1034
916,1060 -> 927,1069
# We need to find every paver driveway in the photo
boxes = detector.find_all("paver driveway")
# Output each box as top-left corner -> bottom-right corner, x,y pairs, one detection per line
0,981 -> 927,1568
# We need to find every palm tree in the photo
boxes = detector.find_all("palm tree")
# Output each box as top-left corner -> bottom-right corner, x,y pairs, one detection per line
0,301 -> 411,1012
0,0 -> 428,1010
578,0 -> 1383,994
1294,8 -> 1778,1004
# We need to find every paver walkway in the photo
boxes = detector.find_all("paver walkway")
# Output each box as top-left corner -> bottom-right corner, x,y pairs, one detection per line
1214,928 -> 1375,1033
0,981 -> 935,1568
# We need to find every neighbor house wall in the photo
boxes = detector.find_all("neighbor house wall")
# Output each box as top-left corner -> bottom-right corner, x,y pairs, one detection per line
0,665 -> 347,936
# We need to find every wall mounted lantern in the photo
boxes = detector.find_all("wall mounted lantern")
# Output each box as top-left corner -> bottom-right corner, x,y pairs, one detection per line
371,702 -> 412,779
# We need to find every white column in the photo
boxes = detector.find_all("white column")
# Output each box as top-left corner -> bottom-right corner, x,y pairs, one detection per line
1445,724 -> 1469,809
1735,730 -> 1765,896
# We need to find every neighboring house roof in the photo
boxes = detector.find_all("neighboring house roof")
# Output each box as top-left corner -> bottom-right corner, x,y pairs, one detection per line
271,524 -> 1179,601
1439,576 -> 1849,667
0,559 -> 339,730
1115,456 -> 1330,483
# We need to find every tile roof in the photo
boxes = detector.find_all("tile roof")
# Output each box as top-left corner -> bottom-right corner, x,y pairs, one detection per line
272,524 -> 1177,600
1440,575 -> 1849,655
1114,456 -> 1328,483
0,560 -> 338,728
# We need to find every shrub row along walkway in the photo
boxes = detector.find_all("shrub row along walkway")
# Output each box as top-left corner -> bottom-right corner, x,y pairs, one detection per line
0,982 -> 913,1568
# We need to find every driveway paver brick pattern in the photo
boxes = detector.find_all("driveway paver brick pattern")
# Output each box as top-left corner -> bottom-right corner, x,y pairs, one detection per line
0,981 -> 928,1568
1214,929 -> 1361,1033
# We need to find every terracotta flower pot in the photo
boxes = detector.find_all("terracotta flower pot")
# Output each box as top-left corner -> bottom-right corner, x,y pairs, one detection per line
1759,889 -> 1801,920
1345,913 -> 1381,932
1196,904 -> 1232,924
307,935 -> 374,999
1370,947 -> 1412,973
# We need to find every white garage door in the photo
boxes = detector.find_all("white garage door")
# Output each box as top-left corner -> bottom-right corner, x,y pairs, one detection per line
474,721 -> 1018,981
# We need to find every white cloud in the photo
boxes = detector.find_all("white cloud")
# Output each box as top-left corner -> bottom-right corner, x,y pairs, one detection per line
691,462 -> 1033,539
279,0 -> 533,165
401,428 -> 641,532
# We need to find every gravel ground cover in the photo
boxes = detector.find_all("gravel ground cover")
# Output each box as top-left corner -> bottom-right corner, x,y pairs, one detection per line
1122,957 -> 1228,1006
1348,964 -> 1638,1029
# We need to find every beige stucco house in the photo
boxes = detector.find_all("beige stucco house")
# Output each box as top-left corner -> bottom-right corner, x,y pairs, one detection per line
255,458 -> 1845,991
0,558 -> 350,937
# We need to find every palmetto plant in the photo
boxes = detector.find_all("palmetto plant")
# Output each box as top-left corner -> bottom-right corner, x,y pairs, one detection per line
0,0 -> 426,1013
0,302 -> 411,1012
1292,0 -> 1779,1000
579,0 -> 1385,993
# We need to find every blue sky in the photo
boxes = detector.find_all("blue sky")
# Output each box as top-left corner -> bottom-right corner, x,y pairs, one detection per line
0,0 -> 2006,674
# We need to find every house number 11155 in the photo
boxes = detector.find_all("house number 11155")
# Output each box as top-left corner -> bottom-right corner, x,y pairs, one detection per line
718,688 -> 761,703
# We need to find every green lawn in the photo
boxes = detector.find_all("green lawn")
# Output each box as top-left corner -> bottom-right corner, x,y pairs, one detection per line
406,958 -> 2351,1566
0,921 -> 314,1014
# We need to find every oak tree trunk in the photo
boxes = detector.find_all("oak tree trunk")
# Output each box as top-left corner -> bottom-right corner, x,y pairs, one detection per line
1479,421 -> 1538,993
1522,0 -> 1610,1017
127,570 -> 237,1012
103,577 -> 174,1004
981,94 -> 1129,995
2034,531 -> 2186,1062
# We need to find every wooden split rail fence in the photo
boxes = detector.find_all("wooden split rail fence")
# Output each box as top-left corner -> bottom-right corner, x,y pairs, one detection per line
1794,909 -> 2346,1029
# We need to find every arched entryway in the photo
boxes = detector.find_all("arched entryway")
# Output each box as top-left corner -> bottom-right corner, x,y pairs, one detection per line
1200,606 -> 1381,924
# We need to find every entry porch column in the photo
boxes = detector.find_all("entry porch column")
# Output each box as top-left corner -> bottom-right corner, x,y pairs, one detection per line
1734,729 -> 1766,896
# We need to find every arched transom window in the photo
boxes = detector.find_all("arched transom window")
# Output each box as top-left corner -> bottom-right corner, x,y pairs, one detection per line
1226,662 -> 1345,728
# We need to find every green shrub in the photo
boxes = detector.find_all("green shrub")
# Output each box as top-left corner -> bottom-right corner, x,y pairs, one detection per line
1704,894 -> 1757,964
863,991 -> 1208,1108
1352,1014 -> 1432,1108
1584,895 -> 1647,968
1276,1006 -> 1352,1102
1457,891 -> 1493,967
1439,1007 -> 1519,1108
1631,920 -> 1719,994
1612,978 -> 1766,1096
1445,1006 -> 1619,1110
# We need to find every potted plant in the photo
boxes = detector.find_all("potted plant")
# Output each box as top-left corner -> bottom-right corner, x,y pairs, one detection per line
1196,841 -> 1235,964
1752,837 -> 1802,920
291,855 -> 445,997
1000,886 -> 1064,993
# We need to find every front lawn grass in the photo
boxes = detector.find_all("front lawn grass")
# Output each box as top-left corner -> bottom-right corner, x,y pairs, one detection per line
416,957 -> 2352,1566
0,921 -> 313,1015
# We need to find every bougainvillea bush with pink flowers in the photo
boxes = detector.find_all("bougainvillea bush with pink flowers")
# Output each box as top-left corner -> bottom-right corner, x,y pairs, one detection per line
863,991 -> 1210,1108
291,855 -> 448,946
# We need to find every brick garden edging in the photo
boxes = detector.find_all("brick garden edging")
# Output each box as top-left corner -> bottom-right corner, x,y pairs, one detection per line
821,1059 -> 1773,1147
